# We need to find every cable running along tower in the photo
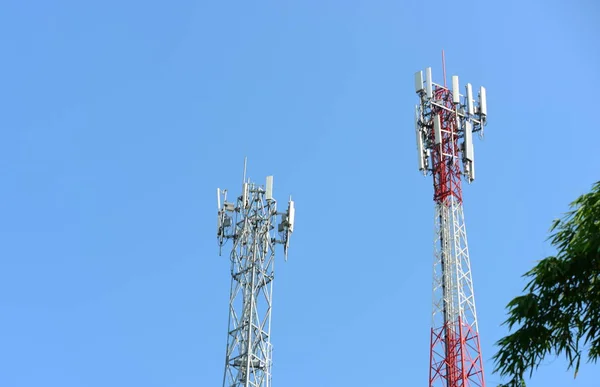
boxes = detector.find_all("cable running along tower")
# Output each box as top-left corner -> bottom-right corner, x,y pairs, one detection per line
414,57 -> 488,387
216,160 -> 295,387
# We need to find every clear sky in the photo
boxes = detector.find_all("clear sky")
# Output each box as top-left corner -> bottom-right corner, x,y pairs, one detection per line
0,0 -> 598,386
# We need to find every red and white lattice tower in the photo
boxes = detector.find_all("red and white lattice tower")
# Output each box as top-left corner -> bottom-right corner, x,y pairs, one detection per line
414,54 -> 488,387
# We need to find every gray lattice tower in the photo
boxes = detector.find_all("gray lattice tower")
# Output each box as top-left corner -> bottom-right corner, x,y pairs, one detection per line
217,162 -> 294,387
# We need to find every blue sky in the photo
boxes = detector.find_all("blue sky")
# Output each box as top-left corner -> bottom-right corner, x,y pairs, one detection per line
0,0 -> 598,386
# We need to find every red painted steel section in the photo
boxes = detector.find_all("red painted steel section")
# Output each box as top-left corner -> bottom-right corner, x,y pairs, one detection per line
429,318 -> 485,387
430,87 -> 462,205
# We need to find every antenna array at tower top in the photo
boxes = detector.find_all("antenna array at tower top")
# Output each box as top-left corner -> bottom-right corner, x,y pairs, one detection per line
414,56 -> 489,387
216,160 -> 295,387
414,66 -> 488,184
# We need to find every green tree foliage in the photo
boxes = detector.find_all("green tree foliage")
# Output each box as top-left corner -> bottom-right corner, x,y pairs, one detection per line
493,181 -> 600,387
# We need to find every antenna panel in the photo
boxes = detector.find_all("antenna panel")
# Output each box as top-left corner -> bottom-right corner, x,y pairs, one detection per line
242,183 -> 248,208
464,120 -> 474,161
265,176 -> 273,201
425,67 -> 433,99
217,213 -> 222,236
417,137 -> 425,171
466,83 -> 474,114
434,114 -> 442,145
217,188 -> 221,210
415,71 -> 424,93
415,106 -> 425,171
416,127 -> 425,171
452,75 -> 460,104
464,120 -> 475,182
288,200 -> 295,233
479,86 -> 487,116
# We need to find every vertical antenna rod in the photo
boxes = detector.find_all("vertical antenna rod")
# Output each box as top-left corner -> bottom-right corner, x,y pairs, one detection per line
413,59 -> 489,387
442,50 -> 447,88
216,159 -> 295,387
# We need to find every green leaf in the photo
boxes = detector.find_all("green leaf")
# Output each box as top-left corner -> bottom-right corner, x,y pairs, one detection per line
493,181 -> 600,383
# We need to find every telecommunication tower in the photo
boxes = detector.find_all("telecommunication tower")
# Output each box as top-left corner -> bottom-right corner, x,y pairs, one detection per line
414,55 -> 488,387
216,159 -> 295,387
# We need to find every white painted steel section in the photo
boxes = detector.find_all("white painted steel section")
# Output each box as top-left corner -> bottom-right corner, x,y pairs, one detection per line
431,198 -> 480,334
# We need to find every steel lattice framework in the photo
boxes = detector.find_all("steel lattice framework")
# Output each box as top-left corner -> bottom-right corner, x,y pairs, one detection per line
217,165 -> 294,387
414,58 -> 488,387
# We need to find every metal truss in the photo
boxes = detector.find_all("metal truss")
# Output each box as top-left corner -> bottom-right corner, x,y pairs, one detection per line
414,62 -> 488,387
217,167 -> 294,387
430,198 -> 484,387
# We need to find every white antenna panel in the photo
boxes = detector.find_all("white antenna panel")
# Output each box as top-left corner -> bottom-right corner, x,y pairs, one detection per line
464,120 -> 474,161
425,67 -> 433,99
265,176 -> 273,201
414,104 -> 419,125
434,114 -> 442,145
217,188 -> 221,210
466,83 -> 474,115
479,86 -> 487,116
242,183 -> 248,208
415,70 -> 424,93
415,106 -> 425,171
217,213 -> 222,236
452,75 -> 460,104
417,134 -> 425,171
288,200 -> 295,233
